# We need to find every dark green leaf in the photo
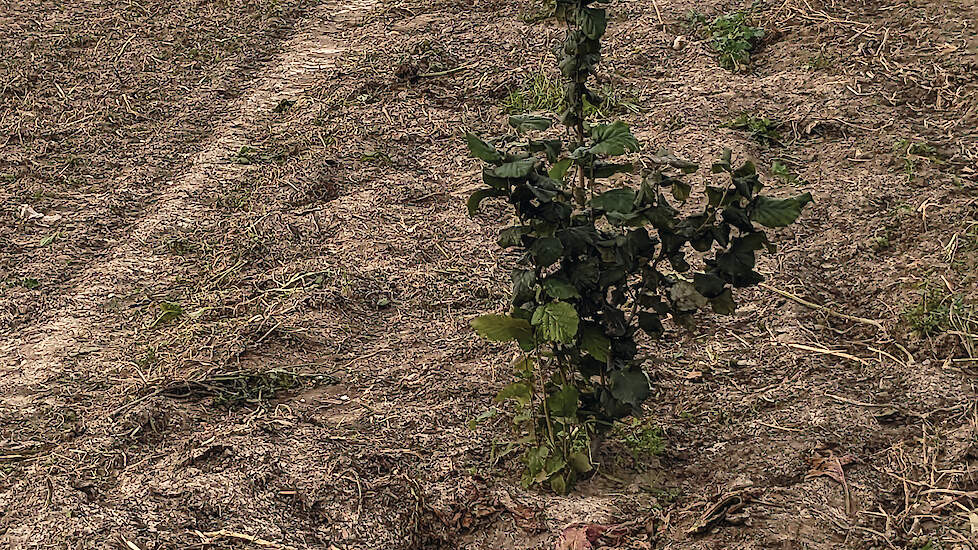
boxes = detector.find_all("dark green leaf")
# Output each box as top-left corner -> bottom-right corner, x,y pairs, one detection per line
511,269 -> 536,304
467,188 -> 506,216
693,272 -> 726,298
609,368 -> 650,407
710,288 -> 737,314
588,121 -> 639,156
750,192 -> 814,227
543,277 -> 580,300
509,115 -> 553,132
492,158 -> 537,178
528,139 -> 562,162
590,162 -> 634,179
547,384 -> 579,417
637,311 -> 663,338
592,188 -> 635,213
465,133 -> 502,164
579,325 -> 611,362
577,7 -> 607,39
497,226 -> 531,247
530,236 -> 564,267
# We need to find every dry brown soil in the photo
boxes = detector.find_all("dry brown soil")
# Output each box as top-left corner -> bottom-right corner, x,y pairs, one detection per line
2,0 -> 977,548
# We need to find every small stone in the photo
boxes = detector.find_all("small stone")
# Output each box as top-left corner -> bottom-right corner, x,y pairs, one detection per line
672,36 -> 688,50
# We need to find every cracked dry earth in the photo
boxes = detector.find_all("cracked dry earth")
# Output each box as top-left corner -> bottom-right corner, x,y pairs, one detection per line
2,0 -> 978,548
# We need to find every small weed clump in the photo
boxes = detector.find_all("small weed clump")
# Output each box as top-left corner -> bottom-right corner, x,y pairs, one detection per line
614,418 -> 665,458
503,72 -> 639,119
892,138 -> 942,182
502,72 -> 565,115
807,50 -> 834,71
689,8 -> 765,71
725,113 -> 782,145
771,160 -> 808,185
902,282 -> 976,339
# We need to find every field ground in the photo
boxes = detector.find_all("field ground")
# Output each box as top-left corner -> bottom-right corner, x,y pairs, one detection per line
2,0 -> 977,547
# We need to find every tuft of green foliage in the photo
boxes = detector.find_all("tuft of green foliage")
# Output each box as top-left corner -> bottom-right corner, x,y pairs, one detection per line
502,72 -> 565,115
465,0 -> 810,494
504,72 -> 639,119
694,8 -> 765,71
902,282 -> 976,339
615,418 -> 665,458
725,113 -> 782,146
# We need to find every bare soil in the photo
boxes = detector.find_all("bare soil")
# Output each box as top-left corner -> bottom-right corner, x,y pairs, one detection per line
2,0 -> 977,548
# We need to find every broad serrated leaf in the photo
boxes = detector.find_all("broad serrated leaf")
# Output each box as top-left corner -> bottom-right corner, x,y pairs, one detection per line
592,188 -> 635,213
531,301 -> 579,343
471,314 -> 533,345
543,277 -> 580,300
588,121 -> 639,156
491,158 -> 537,179
750,192 -> 814,227
509,115 -> 553,132
465,133 -> 502,164
467,188 -> 506,216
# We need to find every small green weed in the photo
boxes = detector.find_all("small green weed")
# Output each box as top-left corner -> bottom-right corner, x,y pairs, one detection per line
807,50 -> 834,71
870,230 -> 892,252
503,72 -> 639,118
14,277 -> 40,290
585,85 -> 642,119
149,301 -> 183,328
231,145 -> 289,165
706,10 -> 765,71
725,113 -> 782,145
615,418 -> 666,458
502,72 -> 565,115
210,370 -> 304,408
892,139 -> 942,182
771,160 -> 807,185
901,282 -> 974,338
